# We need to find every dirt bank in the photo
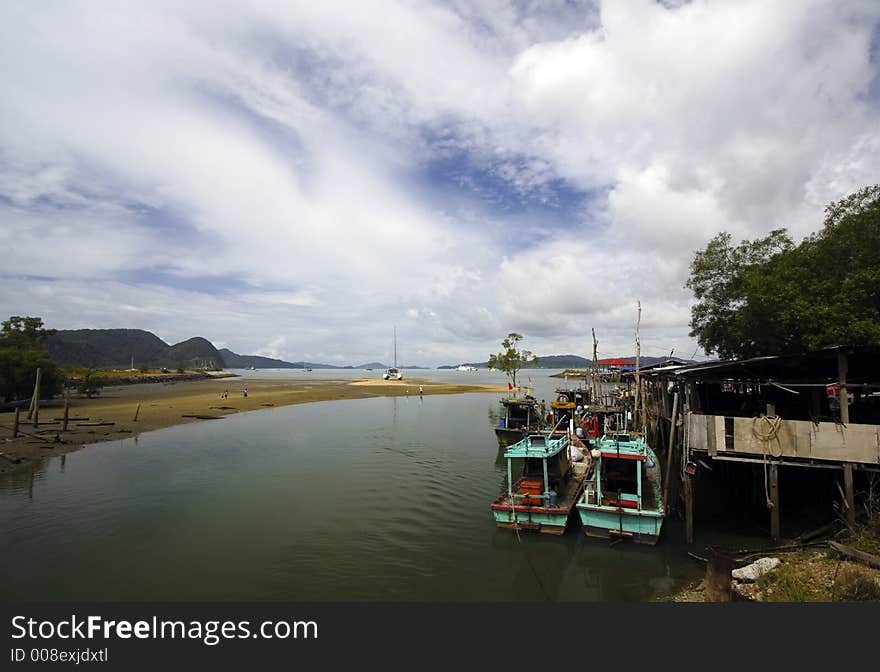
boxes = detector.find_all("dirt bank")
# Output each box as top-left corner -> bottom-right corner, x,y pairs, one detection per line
0,377 -> 507,474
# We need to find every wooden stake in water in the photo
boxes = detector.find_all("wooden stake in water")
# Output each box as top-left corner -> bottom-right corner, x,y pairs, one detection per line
62,387 -> 71,432
133,402 -> 141,422
12,407 -> 20,438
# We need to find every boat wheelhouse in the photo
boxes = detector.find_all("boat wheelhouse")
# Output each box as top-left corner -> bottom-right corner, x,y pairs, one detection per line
491,434 -> 589,535
576,432 -> 664,545
495,396 -> 544,447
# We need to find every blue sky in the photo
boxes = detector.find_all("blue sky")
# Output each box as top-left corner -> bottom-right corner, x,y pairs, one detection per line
1,1 -> 879,366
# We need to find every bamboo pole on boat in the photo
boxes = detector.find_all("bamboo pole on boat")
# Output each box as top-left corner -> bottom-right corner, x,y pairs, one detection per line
591,328 -> 599,406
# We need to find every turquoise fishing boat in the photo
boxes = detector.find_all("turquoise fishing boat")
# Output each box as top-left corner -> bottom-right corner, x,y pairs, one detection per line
576,432 -> 664,545
491,434 -> 588,535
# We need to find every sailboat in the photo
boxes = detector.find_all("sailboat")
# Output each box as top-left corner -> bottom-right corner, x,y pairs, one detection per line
382,327 -> 403,380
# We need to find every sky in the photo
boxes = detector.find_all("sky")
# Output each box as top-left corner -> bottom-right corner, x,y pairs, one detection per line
1,1 -> 879,367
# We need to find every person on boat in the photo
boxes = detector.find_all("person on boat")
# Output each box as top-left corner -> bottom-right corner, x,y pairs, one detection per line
540,399 -> 547,415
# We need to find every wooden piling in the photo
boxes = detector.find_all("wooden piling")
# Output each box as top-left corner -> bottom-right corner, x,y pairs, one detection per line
133,402 -> 141,422
31,368 -> 42,428
12,407 -> 20,438
769,462 -> 780,542
27,367 -> 42,420
663,391 -> 679,515
837,351 -> 849,425
843,463 -> 855,529
684,469 -> 694,544
62,389 -> 70,432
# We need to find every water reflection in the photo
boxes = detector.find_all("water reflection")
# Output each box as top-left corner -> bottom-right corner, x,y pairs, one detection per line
0,376 -> 706,602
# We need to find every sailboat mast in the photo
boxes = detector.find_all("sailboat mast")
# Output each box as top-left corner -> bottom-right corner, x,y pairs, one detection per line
393,326 -> 397,368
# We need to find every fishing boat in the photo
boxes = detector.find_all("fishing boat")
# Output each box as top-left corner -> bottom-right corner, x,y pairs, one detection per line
382,327 -> 403,380
576,432 -> 664,545
490,434 -> 589,535
494,395 -> 545,447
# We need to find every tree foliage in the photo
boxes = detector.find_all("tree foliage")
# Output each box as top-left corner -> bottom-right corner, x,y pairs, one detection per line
488,333 -> 538,388
77,369 -> 104,398
687,185 -> 880,359
0,316 -> 63,402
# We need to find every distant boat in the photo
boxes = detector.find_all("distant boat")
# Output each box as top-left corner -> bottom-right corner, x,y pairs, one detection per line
576,432 -> 664,545
490,434 -> 589,535
248,366 -> 256,371
456,365 -> 478,371
382,327 -> 403,380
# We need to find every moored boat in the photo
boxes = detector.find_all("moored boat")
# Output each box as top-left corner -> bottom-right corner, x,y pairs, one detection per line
576,432 -> 664,545
491,434 -> 590,535
494,395 -> 545,447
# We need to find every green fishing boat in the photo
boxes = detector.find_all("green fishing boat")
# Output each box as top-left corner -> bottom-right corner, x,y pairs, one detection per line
576,432 -> 664,545
491,434 -> 588,535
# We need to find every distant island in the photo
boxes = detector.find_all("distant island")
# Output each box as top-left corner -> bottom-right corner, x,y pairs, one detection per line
45,328 -> 683,372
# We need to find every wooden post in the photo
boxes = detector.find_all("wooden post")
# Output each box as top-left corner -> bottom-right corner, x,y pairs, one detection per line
12,407 -> 20,438
663,391 -> 679,514
31,368 -> 42,428
706,546 -> 734,602
62,388 -> 70,432
838,351 -> 849,425
769,462 -> 780,542
27,367 -> 41,420
843,463 -> 855,529
133,402 -> 141,422
684,473 -> 694,544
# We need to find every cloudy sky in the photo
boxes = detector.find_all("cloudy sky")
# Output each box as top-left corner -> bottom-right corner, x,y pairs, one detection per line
2,1 -> 879,366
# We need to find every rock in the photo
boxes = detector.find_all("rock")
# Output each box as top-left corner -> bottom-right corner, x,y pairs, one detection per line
732,557 -> 782,582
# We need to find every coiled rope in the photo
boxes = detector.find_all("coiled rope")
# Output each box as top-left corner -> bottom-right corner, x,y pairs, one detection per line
752,415 -> 783,508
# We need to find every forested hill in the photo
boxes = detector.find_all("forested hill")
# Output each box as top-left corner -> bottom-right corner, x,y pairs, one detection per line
47,329 -> 224,370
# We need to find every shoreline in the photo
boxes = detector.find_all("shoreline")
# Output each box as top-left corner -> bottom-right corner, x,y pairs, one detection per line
0,376 -> 507,474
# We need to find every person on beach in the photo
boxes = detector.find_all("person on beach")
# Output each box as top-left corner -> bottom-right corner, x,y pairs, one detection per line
243,387 -> 248,398
419,386 -> 423,398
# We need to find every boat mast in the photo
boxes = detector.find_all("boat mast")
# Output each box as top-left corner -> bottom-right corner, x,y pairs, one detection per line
393,326 -> 397,368
634,300 -> 641,432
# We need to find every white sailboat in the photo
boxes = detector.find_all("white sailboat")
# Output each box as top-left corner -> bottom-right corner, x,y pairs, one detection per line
383,327 -> 403,380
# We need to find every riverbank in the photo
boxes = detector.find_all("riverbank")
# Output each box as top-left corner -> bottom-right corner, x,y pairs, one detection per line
0,376 -> 507,474
661,531 -> 880,602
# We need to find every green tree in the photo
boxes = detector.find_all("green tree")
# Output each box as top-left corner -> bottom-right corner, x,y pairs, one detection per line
0,316 -> 62,402
687,185 -> 880,359
77,369 -> 103,398
488,333 -> 538,389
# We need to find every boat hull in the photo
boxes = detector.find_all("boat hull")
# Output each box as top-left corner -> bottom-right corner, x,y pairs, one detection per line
490,506 -> 570,535
494,427 -> 526,448
576,505 -> 663,545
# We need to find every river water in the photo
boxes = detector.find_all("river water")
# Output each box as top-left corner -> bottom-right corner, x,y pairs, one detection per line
1,369 -> 719,601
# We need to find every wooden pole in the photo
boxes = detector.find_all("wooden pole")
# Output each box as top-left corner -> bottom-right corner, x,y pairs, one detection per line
591,328 -> 599,405
837,351 -> 849,425
843,463 -> 855,529
663,391 -> 679,514
27,367 -> 41,420
31,368 -> 42,428
634,301 -> 641,429
12,407 -> 20,438
684,469 -> 694,544
769,462 -> 780,542
62,388 -> 70,432
133,402 -> 141,422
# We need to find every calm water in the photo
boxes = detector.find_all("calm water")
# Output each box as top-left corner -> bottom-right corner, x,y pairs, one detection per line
0,370 -> 710,601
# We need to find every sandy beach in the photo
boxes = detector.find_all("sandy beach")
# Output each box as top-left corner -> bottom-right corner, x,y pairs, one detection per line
0,376 -> 507,474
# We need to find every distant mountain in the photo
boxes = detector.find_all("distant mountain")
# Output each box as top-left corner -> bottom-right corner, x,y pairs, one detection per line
219,348 -> 302,369
357,362 -> 387,369
48,329 -> 223,370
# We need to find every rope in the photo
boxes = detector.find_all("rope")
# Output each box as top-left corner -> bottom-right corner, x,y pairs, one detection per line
752,415 -> 783,508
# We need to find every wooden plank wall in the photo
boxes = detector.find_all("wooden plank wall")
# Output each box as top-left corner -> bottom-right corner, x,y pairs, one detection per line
686,413 -> 880,465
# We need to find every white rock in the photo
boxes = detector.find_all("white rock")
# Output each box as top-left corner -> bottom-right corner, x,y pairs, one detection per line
732,557 -> 782,582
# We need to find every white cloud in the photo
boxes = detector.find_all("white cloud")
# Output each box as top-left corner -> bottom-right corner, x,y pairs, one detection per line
1,1 -> 878,364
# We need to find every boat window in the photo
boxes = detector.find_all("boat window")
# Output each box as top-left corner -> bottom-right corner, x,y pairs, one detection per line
600,457 -> 638,505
